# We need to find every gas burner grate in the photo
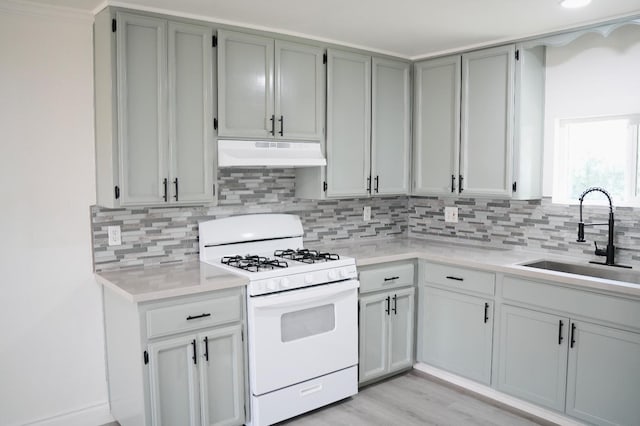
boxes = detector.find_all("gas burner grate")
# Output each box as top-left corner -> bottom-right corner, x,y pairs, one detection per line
274,249 -> 340,263
221,255 -> 288,272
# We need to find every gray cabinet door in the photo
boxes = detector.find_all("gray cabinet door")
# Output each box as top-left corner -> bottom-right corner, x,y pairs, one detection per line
359,292 -> 389,383
413,56 -> 460,196
168,22 -> 215,204
460,45 -> 514,197
326,49 -> 371,197
275,40 -> 324,141
372,58 -> 411,195
497,305 -> 569,411
419,287 -> 493,384
116,13 -> 168,206
566,321 -> 640,426
217,30 -> 274,138
388,287 -> 415,373
199,325 -> 245,426
148,335 -> 200,426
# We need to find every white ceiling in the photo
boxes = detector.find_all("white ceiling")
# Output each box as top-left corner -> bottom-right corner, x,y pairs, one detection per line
28,0 -> 640,59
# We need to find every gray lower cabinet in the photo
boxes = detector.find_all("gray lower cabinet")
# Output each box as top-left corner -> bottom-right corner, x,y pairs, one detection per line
497,305 -> 569,411
419,286 -> 493,385
359,287 -> 415,384
94,9 -> 216,208
103,286 -> 246,426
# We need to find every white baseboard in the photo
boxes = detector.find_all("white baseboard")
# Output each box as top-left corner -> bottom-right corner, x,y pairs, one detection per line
24,401 -> 114,426
413,363 -> 583,426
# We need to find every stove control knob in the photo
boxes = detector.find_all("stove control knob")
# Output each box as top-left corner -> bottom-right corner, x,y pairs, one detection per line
280,278 -> 290,288
328,270 -> 337,281
266,280 -> 277,291
304,274 -> 314,285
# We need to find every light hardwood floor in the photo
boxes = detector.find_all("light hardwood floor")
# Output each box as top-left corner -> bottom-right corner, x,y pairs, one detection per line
101,371 -> 547,426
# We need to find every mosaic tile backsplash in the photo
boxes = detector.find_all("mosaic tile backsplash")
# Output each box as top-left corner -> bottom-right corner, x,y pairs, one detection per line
91,169 -> 640,271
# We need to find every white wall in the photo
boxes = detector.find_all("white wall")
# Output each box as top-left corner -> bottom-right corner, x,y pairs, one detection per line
0,2 -> 111,425
543,24 -> 640,195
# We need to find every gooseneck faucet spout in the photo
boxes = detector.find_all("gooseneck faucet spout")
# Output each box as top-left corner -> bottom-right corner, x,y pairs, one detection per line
576,187 -> 629,268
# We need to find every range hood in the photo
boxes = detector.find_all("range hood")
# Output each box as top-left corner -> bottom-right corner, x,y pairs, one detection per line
218,140 -> 326,168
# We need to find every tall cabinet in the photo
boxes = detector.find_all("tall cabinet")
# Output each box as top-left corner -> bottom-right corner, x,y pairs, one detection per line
95,10 -> 216,207
412,44 -> 545,199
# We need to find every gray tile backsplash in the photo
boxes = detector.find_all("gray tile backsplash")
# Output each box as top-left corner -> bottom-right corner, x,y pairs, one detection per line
91,170 -> 640,271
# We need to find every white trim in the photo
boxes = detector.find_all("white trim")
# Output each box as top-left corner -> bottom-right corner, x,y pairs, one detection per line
413,363 -> 584,426
0,0 -> 92,21
23,401 -> 113,426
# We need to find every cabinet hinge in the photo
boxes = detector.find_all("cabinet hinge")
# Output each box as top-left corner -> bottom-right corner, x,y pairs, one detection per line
515,49 -> 520,61
212,184 -> 216,196
323,53 -> 327,64
212,35 -> 217,48
114,185 -> 120,200
213,117 -> 218,130
111,18 -> 116,32
323,181 -> 328,192
512,181 -> 517,192
143,350 -> 149,365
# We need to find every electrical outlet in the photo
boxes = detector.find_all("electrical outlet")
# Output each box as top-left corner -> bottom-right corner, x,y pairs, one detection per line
108,225 -> 122,246
444,207 -> 459,223
363,206 -> 372,221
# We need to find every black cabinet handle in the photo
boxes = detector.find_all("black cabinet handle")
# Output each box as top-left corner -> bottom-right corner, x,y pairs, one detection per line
278,115 -> 284,136
173,178 -> 179,201
191,339 -> 197,365
374,176 -> 379,193
367,176 -> 371,194
446,276 -> 464,281
484,302 -> 489,323
186,313 -> 211,321
384,276 -> 400,282
385,296 -> 390,315
392,294 -> 397,314
269,115 -> 275,135
570,323 -> 576,348
459,175 -> 464,193
451,174 -> 456,193
163,178 -> 168,202
558,320 -> 564,345
204,336 -> 209,362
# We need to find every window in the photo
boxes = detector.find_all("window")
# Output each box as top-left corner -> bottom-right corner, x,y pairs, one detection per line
553,114 -> 640,206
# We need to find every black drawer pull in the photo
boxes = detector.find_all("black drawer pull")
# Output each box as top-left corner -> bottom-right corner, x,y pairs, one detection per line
570,323 -> 576,348
484,302 -> 489,323
191,339 -> 197,365
204,336 -> 209,362
385,296 -> 390,315
558,320 -> 564,345
392,294 -> 398,314
384,276 -> 400,282
446,276 -> 464,281
186,313 -> 211,321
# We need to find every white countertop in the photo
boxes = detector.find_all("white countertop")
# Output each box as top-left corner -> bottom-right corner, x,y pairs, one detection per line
95,237 -> 640,302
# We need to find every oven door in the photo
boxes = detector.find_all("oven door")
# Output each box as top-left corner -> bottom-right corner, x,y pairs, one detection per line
247,279 -> 359,396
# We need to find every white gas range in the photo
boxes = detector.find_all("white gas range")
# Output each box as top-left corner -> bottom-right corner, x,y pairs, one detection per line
199,214 -> 359,426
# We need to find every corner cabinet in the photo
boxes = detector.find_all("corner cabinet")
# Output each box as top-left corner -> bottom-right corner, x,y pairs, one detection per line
103,286 -> 247,426
412,44 -> 544,199
94,9 -> 216,208
358,261 -> 416,385
217,29 -> 324,141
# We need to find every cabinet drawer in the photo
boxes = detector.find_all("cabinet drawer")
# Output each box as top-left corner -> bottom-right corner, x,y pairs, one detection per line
503,276 -> 640,330
146,294 -> 242,339
359,261 -> 415,293
421,262 -> 495,296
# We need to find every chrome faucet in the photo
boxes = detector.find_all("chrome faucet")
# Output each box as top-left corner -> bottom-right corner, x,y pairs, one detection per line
577,187 -> 629,268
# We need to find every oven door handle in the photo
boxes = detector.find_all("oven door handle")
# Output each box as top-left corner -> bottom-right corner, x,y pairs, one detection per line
250,280 -> 359,310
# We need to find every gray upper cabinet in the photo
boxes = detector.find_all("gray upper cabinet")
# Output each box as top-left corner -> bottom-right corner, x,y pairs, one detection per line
94,10 -> 216,207
566,321 -> 640,426
413,56 -> 460,196
460,45 -> 515,197
326,49 -> 371,197
372,58 -> 411,195
412,44 -> 543,199
217,30 -> 323,141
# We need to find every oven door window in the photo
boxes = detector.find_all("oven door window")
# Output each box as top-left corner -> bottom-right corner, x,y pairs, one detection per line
281,303 -> 335,343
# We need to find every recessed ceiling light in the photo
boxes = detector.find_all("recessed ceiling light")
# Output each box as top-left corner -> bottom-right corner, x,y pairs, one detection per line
560,0 -> 592,8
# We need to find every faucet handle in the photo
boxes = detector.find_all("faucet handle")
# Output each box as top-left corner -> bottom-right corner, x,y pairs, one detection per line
594,242 -> 607,257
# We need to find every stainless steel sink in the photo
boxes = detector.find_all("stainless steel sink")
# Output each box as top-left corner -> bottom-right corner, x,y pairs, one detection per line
521,260 -> 640,285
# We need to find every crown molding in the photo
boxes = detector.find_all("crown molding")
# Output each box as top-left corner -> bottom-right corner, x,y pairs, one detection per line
0,0 -> 92,21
